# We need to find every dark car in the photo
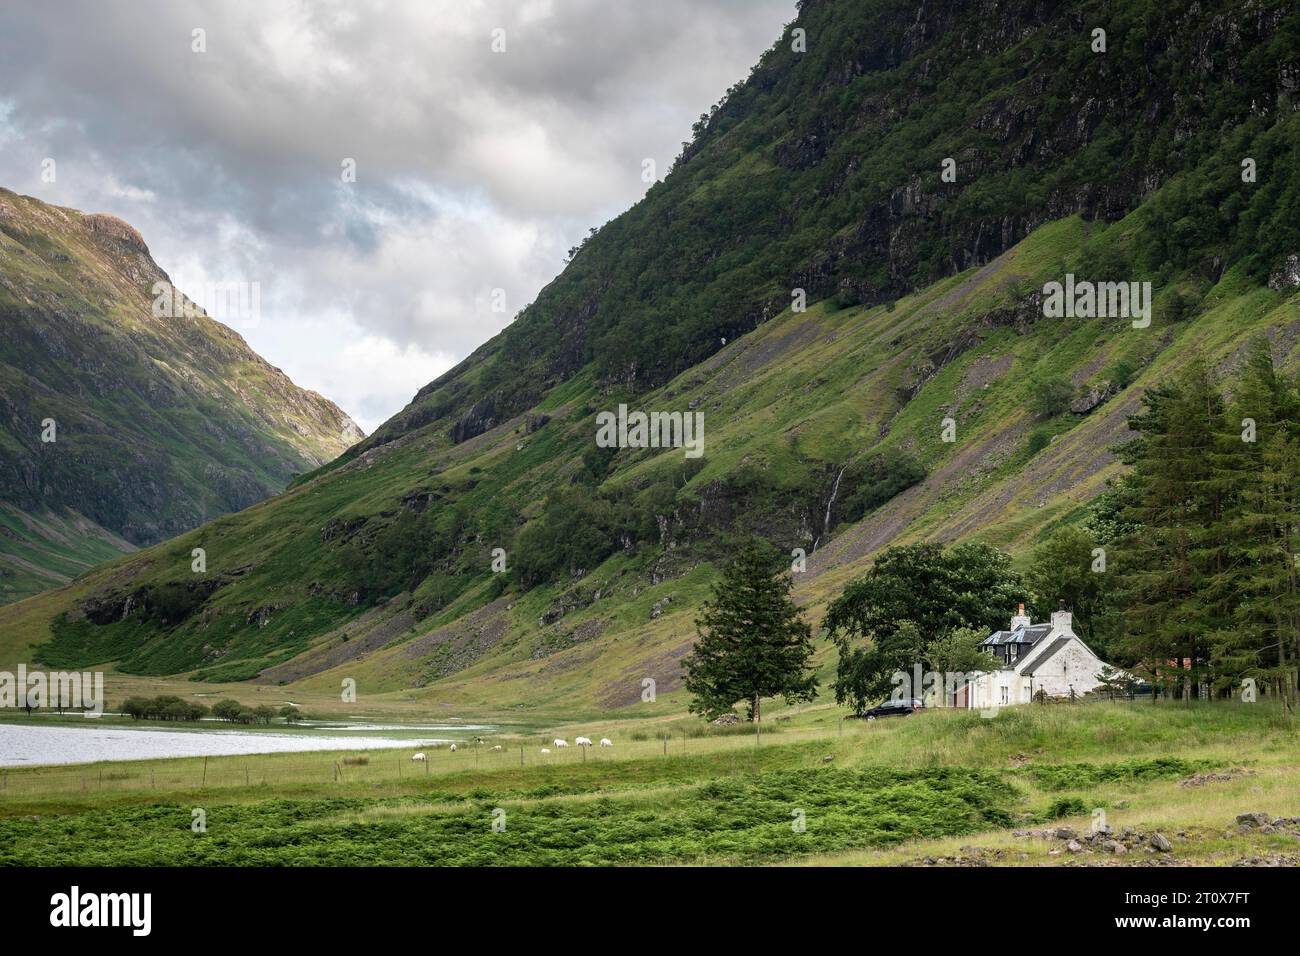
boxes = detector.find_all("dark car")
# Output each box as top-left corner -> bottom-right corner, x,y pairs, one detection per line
860,698 -> 922,720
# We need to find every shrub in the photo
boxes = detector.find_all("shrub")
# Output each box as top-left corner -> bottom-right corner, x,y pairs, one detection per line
1043,796 -> 1090,819
1107,357 -> 1138,390
1031,376 -> 1074,417
211,699 -> 245,722
1026,427 -> 1053,456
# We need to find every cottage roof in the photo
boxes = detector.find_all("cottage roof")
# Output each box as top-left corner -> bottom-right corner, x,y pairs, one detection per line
981,624 -> 1051,647
1020,636 -> 1072,676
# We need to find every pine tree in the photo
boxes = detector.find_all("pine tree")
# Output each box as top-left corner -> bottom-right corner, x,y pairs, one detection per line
683,541 -> 818,723
1223,337 -> 1300,709
1115,362 -> 1226,700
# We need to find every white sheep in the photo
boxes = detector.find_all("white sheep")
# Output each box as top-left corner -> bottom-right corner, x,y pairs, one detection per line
599,738 -> 613,747
411,753 -> 426,762
490,745 -> 503,752
553,738 -> 568,748
540,748 -> 551,754
575,736 -> 592,747
449,743 -> 458,752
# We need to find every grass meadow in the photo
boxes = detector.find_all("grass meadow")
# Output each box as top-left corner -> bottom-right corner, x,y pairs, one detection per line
2,699 -> 1297,866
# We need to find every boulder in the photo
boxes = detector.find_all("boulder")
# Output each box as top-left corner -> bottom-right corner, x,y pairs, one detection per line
1070,380 -> 1114,414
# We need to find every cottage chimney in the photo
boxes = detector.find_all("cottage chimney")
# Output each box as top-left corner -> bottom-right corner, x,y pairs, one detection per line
1051,600 -> 1073,634
1010,602 -> 1031,629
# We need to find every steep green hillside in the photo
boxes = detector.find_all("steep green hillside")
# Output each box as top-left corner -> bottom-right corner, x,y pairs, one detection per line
0,189 -> 364,602
356,0 -> 1299,454
0,503 -> 132,605
1,0 -> 1297,714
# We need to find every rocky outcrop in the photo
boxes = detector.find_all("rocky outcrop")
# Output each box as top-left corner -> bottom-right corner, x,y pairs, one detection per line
1269,254 -> 1300,292
1071,381 -> 1115,415
450,396 -> 498,444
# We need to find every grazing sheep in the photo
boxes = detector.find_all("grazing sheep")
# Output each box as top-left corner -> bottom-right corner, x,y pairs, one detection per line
553,738 -> 568,748
540,748 -> 551,754
449,743 -> 458,752
575,736 -> 593,747
412,753 -> 426,762
599,738 -> 613,747
490,745 -> 503,752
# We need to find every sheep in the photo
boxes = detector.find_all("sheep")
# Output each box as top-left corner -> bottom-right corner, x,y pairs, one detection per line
449,743 -> 458,752
575,736 -> 593,747
540,748 -> 551,754
411,753 -> 426,762
599,738 -> 613,747
553,738 -> 568,748
490,745 -> 503,752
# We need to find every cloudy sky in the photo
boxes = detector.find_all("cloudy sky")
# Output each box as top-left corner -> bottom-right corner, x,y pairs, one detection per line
0,0 -> 795,432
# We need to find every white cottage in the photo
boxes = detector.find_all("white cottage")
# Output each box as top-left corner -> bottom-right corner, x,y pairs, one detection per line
958,603 -> 1110,709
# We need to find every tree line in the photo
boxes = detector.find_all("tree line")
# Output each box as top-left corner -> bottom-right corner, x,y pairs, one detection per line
120,696 -> 302,724
1038,337 -> 1300,708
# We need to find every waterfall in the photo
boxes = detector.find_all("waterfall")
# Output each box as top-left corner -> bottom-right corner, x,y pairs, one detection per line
816,465 -> 847,551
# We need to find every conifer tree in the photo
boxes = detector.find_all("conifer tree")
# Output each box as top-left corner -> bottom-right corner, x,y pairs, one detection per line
1115,362 -> 1226,699
683,541 -> 818,723
1224,337 -> 1300,709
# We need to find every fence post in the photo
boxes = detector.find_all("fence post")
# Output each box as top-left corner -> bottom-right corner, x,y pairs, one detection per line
201,757 -> 208,788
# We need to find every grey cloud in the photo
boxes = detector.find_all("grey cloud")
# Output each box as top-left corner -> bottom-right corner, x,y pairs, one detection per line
0,0 -> 796,430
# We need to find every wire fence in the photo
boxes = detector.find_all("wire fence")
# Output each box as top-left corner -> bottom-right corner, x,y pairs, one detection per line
0,719 -> 863,801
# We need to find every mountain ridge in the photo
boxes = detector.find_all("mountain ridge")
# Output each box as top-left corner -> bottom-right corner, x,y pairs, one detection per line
0,187 -> 364,603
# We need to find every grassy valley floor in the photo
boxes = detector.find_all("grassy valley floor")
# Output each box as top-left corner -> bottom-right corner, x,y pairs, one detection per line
1,701 -> 1297,866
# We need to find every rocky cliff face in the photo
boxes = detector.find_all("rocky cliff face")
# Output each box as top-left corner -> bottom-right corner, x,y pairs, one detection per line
0,188 -> 363,601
